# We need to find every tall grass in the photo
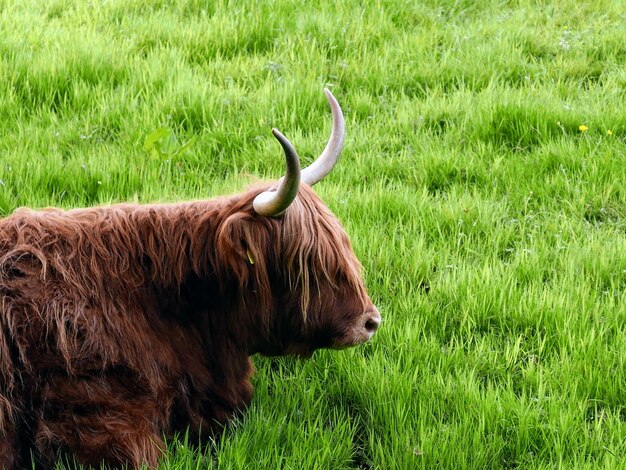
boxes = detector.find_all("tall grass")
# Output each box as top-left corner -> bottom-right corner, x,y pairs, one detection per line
1,0 -> 625,468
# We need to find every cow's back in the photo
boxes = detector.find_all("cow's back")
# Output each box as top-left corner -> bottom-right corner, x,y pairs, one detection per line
0,207 -> 216,468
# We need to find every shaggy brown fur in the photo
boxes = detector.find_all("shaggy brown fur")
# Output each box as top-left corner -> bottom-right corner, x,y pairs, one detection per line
0,183 -> 376,469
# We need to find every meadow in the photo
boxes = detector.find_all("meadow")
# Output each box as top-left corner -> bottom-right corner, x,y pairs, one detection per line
1,0 -> 625,468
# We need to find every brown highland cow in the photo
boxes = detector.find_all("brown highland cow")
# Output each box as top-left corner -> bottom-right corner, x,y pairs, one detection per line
0,90 -> 381,469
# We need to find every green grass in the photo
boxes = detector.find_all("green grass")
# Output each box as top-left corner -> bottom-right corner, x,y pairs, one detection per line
2,0 -> 625,468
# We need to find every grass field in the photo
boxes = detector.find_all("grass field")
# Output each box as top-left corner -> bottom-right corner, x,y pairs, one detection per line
1,0 -> 625,468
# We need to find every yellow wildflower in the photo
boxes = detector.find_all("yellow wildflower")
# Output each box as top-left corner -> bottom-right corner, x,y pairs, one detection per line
578,124 -> 589,132
607,129 -> 613,136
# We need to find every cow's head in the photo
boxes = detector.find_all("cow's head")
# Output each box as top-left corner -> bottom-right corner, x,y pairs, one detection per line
215,90 -> 381,357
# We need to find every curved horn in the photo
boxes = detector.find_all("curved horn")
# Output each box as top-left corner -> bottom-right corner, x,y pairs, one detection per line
253,129 -> 301,217
301,88 -> 345,186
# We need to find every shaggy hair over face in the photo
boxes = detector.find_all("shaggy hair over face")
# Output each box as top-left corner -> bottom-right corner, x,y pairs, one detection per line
0,183 -> 375,469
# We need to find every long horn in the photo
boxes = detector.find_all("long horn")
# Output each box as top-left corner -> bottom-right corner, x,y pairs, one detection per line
301,88 -> 345,186
253,129 -> 301,217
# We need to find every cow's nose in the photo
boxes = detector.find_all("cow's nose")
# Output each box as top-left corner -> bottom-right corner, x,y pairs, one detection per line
364,307 -> 382,334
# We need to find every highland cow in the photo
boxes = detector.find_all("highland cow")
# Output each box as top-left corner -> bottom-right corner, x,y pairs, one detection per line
0,89 -> 381,469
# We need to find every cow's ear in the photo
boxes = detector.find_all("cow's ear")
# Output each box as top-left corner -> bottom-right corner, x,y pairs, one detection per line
215,213 -> 270,286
